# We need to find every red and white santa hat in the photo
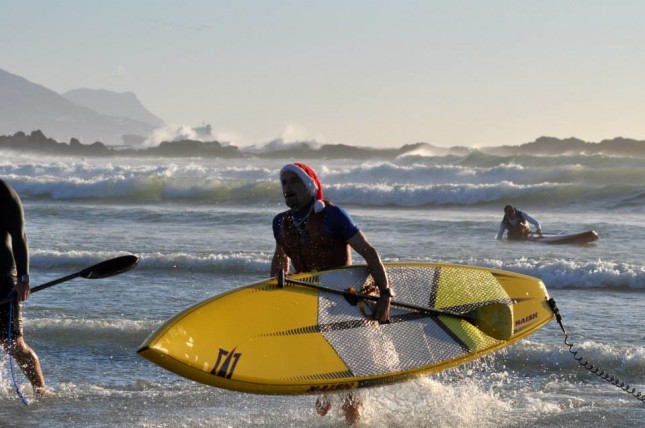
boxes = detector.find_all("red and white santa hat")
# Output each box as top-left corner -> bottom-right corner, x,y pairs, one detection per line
280,162 -> 326,213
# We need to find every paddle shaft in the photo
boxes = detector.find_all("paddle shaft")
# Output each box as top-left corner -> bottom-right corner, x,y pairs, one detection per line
0,255 -> 139,305
0,274 -> 82,305
280,275 -> 476,322
30,272 -> 82,294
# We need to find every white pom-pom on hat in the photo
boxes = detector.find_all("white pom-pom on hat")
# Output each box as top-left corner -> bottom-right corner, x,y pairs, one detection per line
280,162 -> 326,213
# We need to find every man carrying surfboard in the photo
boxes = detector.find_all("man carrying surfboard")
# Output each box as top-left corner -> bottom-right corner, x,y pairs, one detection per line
0,179 -> 46,396
271,162 -> 392,424
496,205 -> 543,240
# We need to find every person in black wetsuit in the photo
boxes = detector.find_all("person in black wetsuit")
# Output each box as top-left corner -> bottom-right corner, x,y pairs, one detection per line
0,179 -> 46,396
496,205 -> 542,240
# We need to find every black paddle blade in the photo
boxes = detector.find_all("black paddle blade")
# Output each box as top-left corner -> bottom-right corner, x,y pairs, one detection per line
80,255 -> 139,279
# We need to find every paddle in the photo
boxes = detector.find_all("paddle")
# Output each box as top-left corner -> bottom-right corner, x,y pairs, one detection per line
277,271 -> 513,340
0,255 -> 139,305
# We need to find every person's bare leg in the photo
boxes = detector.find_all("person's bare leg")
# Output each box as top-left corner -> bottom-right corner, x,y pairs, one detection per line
10,337 -> 46,395
341,392 -> 363,425
315,394 -> 332,416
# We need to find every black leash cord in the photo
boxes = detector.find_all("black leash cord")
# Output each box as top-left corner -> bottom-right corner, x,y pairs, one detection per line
548,298 -> 644,404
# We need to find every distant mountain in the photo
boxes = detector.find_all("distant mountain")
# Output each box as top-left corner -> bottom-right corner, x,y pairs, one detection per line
3,130 -> 645,159
484,136 -> 645,157
62,88 -> 165,128
0,68 -> 158,145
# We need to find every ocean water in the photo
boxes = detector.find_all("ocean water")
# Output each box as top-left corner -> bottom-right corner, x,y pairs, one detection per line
0,150 -> 643,427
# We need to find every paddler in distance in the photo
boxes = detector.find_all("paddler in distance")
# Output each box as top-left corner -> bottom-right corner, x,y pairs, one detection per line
496,205 -> 543,240
271,162 -> 391,424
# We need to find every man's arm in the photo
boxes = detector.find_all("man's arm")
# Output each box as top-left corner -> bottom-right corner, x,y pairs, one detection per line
522,212 -> 542,234
347,231 -> 390,323
270,243 -> 290,277
270,213 -> 290,277
5,183 -> 30,301
496,222 -> 506,240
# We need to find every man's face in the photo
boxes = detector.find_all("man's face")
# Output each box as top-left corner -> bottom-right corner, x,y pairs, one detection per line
281,171 -> 311,210
505,208 -> 516,218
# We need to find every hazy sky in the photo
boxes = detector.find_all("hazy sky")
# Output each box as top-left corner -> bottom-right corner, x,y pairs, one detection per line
3,1 -> 645,148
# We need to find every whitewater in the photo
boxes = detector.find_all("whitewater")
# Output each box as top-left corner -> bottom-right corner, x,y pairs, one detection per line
0,149 -> 643,427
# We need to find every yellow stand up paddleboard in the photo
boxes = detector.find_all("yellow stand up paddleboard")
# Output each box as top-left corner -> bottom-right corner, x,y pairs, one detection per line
138,263 -> 554,394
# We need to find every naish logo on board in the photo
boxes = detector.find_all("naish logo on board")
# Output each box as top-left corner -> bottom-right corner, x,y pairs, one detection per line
211,347 -> 242,379
306,383 -> 354,393
515,312 -> 538,328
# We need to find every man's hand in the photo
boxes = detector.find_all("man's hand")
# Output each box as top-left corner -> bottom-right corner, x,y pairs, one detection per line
373,295 -> 391,324
15,280 -> 31,301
